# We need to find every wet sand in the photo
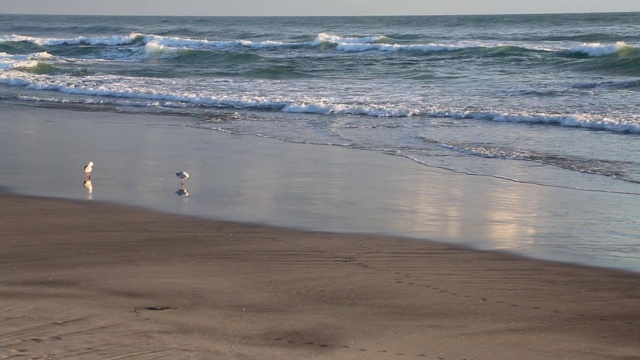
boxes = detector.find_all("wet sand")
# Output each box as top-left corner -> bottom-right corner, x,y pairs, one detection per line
1,191 -> 639,360
1,104 -> 639,273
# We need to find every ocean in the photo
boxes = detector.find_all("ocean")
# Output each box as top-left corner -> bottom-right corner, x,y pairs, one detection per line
1,13 -> 639,270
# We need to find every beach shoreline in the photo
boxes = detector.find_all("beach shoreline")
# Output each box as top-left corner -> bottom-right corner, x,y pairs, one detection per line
1,103 -> 639,273
1,190 -> 639,359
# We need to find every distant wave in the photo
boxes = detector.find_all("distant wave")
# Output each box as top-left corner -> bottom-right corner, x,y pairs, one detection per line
311,33 -> 640,58
3,32 -> 637,59
144,35 -> 288,52
1,33 -> 292,50
0,51 -> 54,71
0,33 -> 144,46
312,32 -> 388,45
569,41 -> 630,56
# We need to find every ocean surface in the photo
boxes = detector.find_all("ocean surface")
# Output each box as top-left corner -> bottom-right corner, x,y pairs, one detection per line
1,13 -> 639,270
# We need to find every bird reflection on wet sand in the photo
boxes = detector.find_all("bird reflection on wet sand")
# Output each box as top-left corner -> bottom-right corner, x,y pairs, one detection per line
83,180 -> 93,200
176,185 -> 189,197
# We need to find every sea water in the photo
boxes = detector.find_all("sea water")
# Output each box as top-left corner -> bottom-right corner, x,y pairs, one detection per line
1,13 -> 639,270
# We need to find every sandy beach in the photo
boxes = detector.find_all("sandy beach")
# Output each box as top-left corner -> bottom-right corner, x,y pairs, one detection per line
1,191 -> 639,359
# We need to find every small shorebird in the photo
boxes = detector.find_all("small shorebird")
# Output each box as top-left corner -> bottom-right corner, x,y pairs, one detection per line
84,161 -> 94,180
176,171 -> 189,185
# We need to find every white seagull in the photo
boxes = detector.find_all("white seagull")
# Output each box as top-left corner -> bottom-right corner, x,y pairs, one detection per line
176,171 -> 190,185
84,161 -> 94,180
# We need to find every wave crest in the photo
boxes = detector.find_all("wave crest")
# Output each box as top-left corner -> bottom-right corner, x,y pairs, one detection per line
570,41 -> 630,57
312,32 -> 388,46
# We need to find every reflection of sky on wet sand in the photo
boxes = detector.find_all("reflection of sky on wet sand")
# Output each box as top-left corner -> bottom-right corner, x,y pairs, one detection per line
0,104 -> 638,272
352,163 -> 543,251
483,187 -> 539,250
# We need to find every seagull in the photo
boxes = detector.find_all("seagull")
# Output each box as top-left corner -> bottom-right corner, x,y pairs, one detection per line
84,161 -> 94,180
176,171 -> 189,185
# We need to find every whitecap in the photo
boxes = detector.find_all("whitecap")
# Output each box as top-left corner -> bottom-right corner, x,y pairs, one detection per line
570,41 -> 629,57
312,32 -> 387,46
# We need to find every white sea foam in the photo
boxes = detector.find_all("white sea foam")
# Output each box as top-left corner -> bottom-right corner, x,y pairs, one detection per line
311,33 -> 638,58
0,52 -> 54,71
311,33 -> 567,54
570,41 -> 629,56
450,111 -> 640,133
144,40 -> 179,55
144,34 -> 286,51
312,33 -> 387,46
313,32 -> 475,53
1,33 -> 142,46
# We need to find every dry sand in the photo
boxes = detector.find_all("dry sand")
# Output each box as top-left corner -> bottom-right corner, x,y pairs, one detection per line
1,191 -> 639,359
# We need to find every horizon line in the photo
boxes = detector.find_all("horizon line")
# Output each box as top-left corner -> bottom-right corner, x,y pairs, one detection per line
1,10 -> 639,18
